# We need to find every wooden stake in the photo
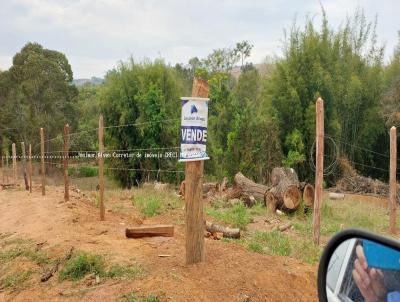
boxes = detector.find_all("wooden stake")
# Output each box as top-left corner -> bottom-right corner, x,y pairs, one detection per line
40,128 -> 45,196
1,155 -> 4,184
12,143 -> 16,184
98,115 -> 105,221
21,142 -> 29,191
313,98 -> 324,245
185,77 -> 209,265
390,126 -> 397,233
5,151 -> 9,184
63,124 -> 70,202
28,144 -> 32,193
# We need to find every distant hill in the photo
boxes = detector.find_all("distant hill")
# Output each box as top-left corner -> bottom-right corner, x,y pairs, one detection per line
73,77 -> 104,87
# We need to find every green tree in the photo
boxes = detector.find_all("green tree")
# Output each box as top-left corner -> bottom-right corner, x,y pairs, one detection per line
0,42 -> 77,154
381,33 -> 400,127
233,40 -> 253,68
100,58 -> 184,186
268,9 -> 386,181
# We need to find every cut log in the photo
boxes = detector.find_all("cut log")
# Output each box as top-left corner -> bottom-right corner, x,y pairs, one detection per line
223,187 -> 245,201
125,224 -> 174,238
233,172 -> 269,201
271,167 -> 299,187
267,184 -> 301,212
329,192 -> 345,200
205,221 -> 240,239
265,167 -> 301,213
303,183 -> 315,207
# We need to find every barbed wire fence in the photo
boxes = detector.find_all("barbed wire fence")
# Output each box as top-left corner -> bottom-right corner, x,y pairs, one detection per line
0,116 -> 185,196
308,133 -> 399,201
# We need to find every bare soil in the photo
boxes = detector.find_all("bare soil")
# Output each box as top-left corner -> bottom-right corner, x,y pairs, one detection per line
0,183 -> 317,302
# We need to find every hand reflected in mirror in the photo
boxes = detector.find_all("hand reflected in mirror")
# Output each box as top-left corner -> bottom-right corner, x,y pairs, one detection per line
352,244 -> 386,302
324,235 -> 400,302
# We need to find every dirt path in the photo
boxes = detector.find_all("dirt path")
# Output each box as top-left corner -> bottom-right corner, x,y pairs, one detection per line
0,184 -> 318,302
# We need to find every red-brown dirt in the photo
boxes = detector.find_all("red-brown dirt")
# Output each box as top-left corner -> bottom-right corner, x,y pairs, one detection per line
0,183 -> 318,302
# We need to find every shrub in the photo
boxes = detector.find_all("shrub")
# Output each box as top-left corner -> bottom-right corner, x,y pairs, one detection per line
67,166 -> 98,177
59,251 -> 105,281
133,196 -> 162,217
79,166 -> 98,177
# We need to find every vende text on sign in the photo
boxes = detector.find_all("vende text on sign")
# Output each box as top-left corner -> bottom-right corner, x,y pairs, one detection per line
179,97 -> 210,162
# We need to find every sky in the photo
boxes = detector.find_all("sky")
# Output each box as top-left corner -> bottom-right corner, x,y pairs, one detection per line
0,0 -> 399,79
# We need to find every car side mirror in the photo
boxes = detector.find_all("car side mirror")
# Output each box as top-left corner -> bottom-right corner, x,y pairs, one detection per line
318,229 -> 400,302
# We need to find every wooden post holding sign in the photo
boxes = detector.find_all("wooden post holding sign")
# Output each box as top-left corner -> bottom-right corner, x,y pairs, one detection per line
313,98 -> 324,245
180,77 -> 210,265
28,144 -> 32,193
21,142 -> 29,191
389,126 -> 397,233
40,128 -> 45,196
63,124 -> 70,202
98,115 -> 105,221
12,143 -> 16,184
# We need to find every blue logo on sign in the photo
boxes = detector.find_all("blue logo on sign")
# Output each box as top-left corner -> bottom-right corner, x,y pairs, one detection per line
191,105 -> 198,114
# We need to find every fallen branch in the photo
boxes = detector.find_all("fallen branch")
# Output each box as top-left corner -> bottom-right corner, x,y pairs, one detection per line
205,221 -> 240,239
41,246 -> 74,282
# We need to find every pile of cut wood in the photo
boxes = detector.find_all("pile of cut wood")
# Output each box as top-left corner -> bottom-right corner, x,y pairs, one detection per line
264,168 -> 314,213
186,167 -> 314,214
336,175 -> 400,202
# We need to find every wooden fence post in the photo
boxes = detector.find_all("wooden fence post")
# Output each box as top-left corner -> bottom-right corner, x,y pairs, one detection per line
63,124 -> 70,202
40,128 -> 45,196
21,142 -> 29,191
12,143 -> 16,184
1,155 -> 4,184
98,116 -> 105,221
29,144 -> 32,193
185,77 -> 209,265
313,98 -> 324,245
5,151 -> 9,183
390,126 -> 397,233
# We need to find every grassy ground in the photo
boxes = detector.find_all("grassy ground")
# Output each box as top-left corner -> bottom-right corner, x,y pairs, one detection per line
205,196 -> 398,264
131,186 -> 182,218
0,236 -> 148,295
1,183 -> 393,298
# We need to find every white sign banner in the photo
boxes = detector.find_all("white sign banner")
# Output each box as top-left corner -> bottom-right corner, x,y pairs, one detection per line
179,97 -> 210,162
